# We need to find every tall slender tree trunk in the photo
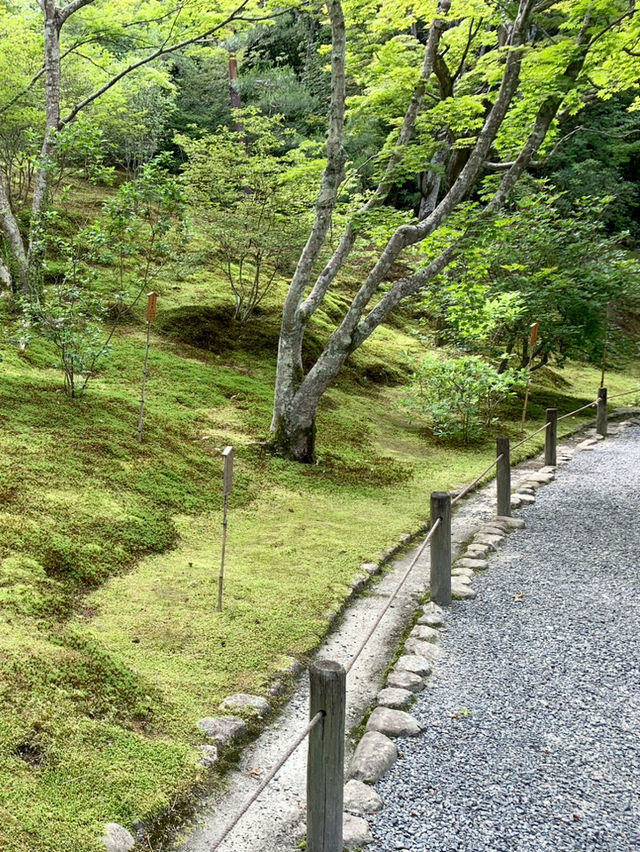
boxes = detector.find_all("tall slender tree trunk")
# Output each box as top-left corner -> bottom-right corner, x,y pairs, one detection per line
27,0 -> 63,293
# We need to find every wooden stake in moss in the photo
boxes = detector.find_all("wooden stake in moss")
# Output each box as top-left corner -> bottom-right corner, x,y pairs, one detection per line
520,321 -> 539,433
137,292 -> 158,443
217,446 -> 234,612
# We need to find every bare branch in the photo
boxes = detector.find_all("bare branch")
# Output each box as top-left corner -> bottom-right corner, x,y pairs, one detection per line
585,7 -> 636,49
58,0 -> 97,26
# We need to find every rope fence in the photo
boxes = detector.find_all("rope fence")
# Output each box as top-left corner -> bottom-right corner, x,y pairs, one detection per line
210,711 -> 324,851
345,517 -> 442,674
607,386 -> 640,401
451,456 -> 504,507
205,383 -> 639,852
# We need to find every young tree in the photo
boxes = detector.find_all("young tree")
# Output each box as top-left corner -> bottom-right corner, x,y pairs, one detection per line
177,111 -> 319,322
0,0 -> 266,296
270,0 -> 639,461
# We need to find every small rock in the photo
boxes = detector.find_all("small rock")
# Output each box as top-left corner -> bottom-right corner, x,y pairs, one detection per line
409,624 -> 438,643
421,602 -> 444,619
457,557 -> 488,570
350,573 -> 368,594
527,471 -> 555,483
404,638 -> 440,660
481,525 -> 507,536
269,679 -> 284,697
282,657 -> 303,677
102,823 -> 135,852
348,732 -> 398,783
343,813 -> 373,849
386,670 -> 424,692
377,687 -> 414,709
344,779 -> 383,815
511,495 -> 523,509
495,516 -> 525,529
474,534 -> 503,547
197,716 -> 247,747
539,466 -> 556,473
199,745 -> 218,767
401,533 -> 412,545
219,694 -> 270,718
517,486 -> 536,495
417,611 -> 443,628
366,707 -> 420,737
452,566 -> 474,579
452,582 -> 477,600
451,574 -> 472,586
361,562 -> 379,576
466,545 -> 489,558
395,655 -> 432,676
519,493 -> 536,504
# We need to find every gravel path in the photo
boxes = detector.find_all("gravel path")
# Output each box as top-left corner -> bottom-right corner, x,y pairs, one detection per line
369,427 -> 640,852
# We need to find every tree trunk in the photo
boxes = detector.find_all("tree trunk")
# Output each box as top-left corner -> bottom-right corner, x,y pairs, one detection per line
228,54 -> 244,136
271,411 -> 316,463
26,0 -> 63,292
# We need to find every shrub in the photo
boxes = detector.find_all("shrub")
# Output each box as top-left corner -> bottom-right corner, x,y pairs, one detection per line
402,354 -> 526,444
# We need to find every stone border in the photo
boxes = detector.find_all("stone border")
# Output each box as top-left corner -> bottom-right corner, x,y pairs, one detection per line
339,417 -> 639,849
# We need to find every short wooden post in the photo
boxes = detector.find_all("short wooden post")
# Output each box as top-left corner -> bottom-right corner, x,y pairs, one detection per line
307,660 -> 346,852
596,386 -> 608,437
217,446 -> 234,612
545,408 -> 557,466
496,436 -> 511,518
430,491 -> 451,606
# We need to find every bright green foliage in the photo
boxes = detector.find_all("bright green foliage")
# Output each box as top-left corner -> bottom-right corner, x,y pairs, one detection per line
421,183 -> 640,368
177,111 -> 320,321
21,158 -> 184,395
402,352 -> 526,444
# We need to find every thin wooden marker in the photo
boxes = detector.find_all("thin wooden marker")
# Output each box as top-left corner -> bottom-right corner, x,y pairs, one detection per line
137,291 -> 158,443
520,321 -> 539,433
217,446 -> 234,612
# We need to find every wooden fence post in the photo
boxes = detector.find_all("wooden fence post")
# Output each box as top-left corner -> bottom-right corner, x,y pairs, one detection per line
307,660 -> 346,852
496,437 -> 511,518
545,408 -> 557,466
596,386 -> 608,437
430,491 -> 451,606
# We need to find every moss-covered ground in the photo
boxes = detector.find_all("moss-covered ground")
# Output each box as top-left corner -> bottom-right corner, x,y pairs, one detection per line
1,249 -> 638,850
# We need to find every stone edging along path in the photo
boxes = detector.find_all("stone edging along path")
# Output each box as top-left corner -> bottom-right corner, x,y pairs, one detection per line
104,410 -> 638,852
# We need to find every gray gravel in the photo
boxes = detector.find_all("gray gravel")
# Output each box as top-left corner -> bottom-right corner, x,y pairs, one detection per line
370,427 -> 640,852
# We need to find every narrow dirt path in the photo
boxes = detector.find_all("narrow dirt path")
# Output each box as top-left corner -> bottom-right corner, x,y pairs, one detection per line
171,424 -> 608,852
369,426 -> 640,852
